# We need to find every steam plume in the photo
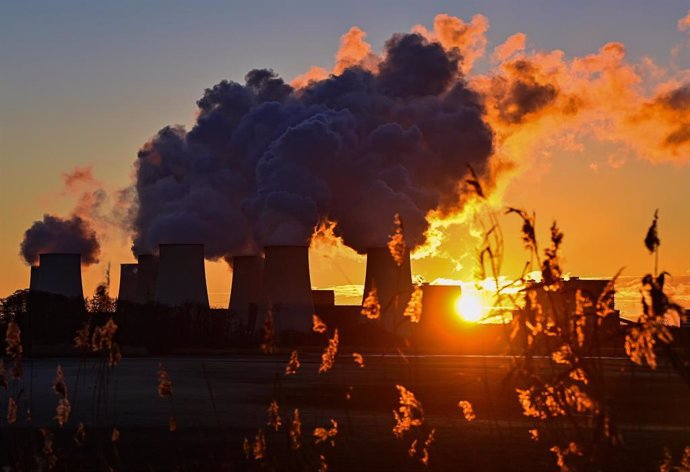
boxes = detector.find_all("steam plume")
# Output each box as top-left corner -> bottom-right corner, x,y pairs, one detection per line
20,215 -> 100,266
132,30 -> 494,257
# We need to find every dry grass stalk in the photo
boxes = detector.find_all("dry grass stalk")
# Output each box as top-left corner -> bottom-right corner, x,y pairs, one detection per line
285,350 -> 300,375
52,364 -> 71,427
55,398 -> 71,427
352,352 -> 365,368
408,428 -> 435,466
319,329 -> 339,374
41,428 -> 57,469
52,364 -> 67,398
361,287 -> 381,320
0,359 -> 7,390
314,419 -> 338,446
91,318 -> 118,352
73,321 -> 90,350
393,384 -> 424,439
550,442 -> 583,472
266,400 -> 282,431
403,285 -> 423,323
312,314 -> 327,333
252,429 -> 266,459
318,454 -> 329,472
458,400 -> 476,422
157,363 -> 173,397
5,321 -> 22,358
5,321 -> 22,379
289,408 -> 301,450
74,422 -> 86,446
260,308 -> 276,354
7,397 -> 17,425
388,213 -> 406,267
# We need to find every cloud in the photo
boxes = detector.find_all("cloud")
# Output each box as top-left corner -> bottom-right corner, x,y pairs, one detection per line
20,214 -> 100,266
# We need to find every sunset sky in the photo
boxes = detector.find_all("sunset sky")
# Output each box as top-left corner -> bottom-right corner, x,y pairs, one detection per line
1,1 -> 689,313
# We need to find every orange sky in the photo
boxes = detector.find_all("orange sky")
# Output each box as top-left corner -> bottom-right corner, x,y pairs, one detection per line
2,10 -> 689,315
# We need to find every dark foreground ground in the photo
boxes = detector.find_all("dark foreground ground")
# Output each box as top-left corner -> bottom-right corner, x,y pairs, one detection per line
2,354 -> 690,471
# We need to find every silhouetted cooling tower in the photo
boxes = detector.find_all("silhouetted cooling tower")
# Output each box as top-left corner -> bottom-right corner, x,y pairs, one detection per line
154,244 -> 209,308
362,247 -> 413,332
229,255 -> 264,330
135,254 -> 158,304
35,253 -> 84,299
262,245 -> 313,332
29,266 -> 42,292
118,263 -> 138,303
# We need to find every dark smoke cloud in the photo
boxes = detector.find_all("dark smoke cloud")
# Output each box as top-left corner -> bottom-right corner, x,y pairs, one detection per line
490,60 -> 560,124
20,215 -> 101,266
653,84 -> 690,148
133,32 -> 493,257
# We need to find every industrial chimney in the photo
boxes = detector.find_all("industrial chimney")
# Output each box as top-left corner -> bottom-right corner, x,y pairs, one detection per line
34,253 -> 85,299
262,245 -> 313,333
29,266 -> 42,292
117,263 -> 138,303
154,244 -> 209,308
362,247 -> 413,333
229,255 -> 264,332
134,254 -> 158,304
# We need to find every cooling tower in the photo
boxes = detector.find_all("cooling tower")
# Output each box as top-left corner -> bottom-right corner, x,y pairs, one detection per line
118,263 -> 138,303
154,244 -> 209,308
262,245 -> 313,333
362,247 -> 413,333
135,254 -> 158,304
29,266 -> 42,292
35,253 -> 84,299
229,255 -> 264,330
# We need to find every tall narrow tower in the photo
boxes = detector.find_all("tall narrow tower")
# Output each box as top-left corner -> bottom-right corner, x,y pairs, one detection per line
262,246 -> 313,333
229,255 -> 264,331
135,254 -> 158,304
362,247 -> 413,333
154,244 -> 209,308
117,263 -> 138,303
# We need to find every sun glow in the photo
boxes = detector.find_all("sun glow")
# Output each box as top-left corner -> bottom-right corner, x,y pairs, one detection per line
455,292 -> 484,323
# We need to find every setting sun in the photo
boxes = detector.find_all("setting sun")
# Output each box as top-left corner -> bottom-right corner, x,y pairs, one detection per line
455,292 -> 484,323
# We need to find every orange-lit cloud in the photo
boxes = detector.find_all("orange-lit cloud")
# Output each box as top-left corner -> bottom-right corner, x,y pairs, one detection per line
61,165 -> 101,191
678,11 -> 690,31
291,26 -> 379,88
413,13 -> 489,74
492,32 -> 527,62
290,12 -> 688,264
333,26 -> 379,74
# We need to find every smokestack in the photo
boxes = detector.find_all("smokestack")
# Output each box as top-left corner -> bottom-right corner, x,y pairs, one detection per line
117,263 -> 138,303
29,266 -> 42,292
262,245 -> 313,332
362,247 -> 413,332
229,255 -> 264,330
34,253 -> 84,299
154,244 -> 209,307
134,254 -> 158,304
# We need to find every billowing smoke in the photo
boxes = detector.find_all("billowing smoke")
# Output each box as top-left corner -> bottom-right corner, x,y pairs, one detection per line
133,31 -> 494,257
20,214 -> 100,266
